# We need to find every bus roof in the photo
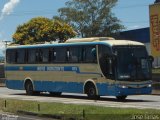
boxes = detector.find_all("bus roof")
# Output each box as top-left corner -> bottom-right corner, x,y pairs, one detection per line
104,40 -> 144,46
65,37 -> 115,43
7,39 -> 144,49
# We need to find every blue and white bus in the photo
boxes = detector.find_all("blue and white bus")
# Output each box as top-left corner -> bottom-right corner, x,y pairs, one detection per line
5,37 -> 153,100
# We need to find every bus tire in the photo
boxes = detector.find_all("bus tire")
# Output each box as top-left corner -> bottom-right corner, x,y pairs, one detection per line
85,83 -> 99,99
116,95 -> 127,101
34,91 -> 41,96
25,81 -> 34,95
50,92 -> 62,96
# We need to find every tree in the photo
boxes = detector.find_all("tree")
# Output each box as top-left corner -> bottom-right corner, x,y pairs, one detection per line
155,0 -> 160,3
12,17 -> 76,45
54,0 -> 124,37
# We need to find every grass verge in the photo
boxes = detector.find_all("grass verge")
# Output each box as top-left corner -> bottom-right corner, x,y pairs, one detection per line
152,83 -> 160,90
0,83 -> 5,87
152,68 -> 160,74
0,99 -> 160,120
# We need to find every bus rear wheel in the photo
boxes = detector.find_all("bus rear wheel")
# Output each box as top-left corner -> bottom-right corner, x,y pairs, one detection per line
116,95 -> 127,101
85,83 -> 99,99
25,81 -> 34,95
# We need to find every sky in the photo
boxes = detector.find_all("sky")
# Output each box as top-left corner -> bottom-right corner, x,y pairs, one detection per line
0,0 -> 155,55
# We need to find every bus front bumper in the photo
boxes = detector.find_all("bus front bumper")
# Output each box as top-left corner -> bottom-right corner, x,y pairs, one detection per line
115,86 -> 152,96
97,83 -> 152,96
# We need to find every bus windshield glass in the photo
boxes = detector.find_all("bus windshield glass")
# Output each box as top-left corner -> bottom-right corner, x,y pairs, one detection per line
113,46 -> 151,81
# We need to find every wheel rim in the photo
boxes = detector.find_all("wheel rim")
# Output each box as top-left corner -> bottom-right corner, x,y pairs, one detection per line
88,87 -> 96,96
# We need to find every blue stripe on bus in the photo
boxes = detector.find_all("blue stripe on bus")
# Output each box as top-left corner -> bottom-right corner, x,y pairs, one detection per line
5,66 -> 102,75
6,66 -> 38,71
6,80 -> 84,93
5,80 -> 24,90
34,81 -> 84,93
6,80 -> 152,96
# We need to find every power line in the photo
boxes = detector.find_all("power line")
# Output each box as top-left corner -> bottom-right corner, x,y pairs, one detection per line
114,4 -> 148,9
123,21 -> 149,23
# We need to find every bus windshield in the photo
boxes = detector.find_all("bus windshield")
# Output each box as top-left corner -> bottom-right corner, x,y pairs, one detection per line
113,46 -> 152,81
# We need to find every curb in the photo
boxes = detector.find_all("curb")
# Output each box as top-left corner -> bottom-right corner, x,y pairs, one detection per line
17,110 -> 84,120
17,110 -> 63,120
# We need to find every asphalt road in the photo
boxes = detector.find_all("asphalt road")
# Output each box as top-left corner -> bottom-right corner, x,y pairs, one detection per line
0,87 -> 160,110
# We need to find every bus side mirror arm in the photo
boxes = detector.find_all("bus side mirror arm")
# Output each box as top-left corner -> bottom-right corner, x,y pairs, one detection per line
107,56 -> 116,75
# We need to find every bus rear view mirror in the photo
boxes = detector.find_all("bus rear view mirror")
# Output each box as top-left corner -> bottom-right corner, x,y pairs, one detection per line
148,56 -> 154,63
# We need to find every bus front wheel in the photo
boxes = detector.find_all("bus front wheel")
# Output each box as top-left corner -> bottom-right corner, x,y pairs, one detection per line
25,81 -> 34,95
116,95 -> 127,101
50,92 -> 62,96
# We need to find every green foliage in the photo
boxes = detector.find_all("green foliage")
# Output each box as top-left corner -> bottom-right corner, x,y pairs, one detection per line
54,0 -> 124,37
12,17 -> 76,44
152,68 -> 160,74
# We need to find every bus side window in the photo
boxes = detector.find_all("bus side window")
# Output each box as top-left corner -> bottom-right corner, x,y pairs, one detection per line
39,49 -> 43,62
91,47 -> 97,62
6,49 -> 16,64
80,47 -> 85,62
53,49 -> 57,62
49,48 -> 56,63
42,49 -> 49,63
82,46 -> 97,63
35,49 -> 39,63
39,48 -> 49,63
54,48 -> 67,63
16,49 -> 25,64
28,49 -> 36,64
68,47 -> 79,63
66,49 -> 70,62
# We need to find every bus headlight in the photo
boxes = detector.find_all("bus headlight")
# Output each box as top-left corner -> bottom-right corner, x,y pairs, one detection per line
148,84 -> 152,87
118,85 -> 128,88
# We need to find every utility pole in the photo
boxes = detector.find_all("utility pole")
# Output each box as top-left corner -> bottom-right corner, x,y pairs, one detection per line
2,41 -> 10,56
2,40 -> 10,49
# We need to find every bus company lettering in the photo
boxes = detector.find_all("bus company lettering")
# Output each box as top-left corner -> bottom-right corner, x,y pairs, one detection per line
37,66 -> 45,71
47,66 -> 64,71
36,66 -> 78,72
72,67 -> 78,71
